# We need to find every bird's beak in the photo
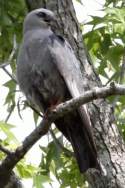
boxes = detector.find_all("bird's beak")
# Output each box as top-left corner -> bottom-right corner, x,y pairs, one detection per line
47,14 -> 57,23
48,15 -> 57,28
52,15 -> 57,22
50,16 -> 57,24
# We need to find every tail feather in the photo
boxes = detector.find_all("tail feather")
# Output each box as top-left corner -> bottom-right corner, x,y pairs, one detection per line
54,110 -> 99,173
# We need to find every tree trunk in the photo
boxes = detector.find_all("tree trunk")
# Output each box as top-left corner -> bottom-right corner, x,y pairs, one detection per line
25,0 -> 125,187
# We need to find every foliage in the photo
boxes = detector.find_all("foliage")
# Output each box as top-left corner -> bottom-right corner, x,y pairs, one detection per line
38,140 -> 84,188
83,1 -> 125,140
1,0 -> 125,187
0,0 -> 26,62
0,0 -> 27,120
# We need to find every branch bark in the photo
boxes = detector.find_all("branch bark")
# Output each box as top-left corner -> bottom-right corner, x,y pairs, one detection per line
1,83 -> 125,186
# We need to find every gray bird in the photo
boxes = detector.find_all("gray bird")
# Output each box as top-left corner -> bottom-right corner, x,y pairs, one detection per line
17,8 -> 99,173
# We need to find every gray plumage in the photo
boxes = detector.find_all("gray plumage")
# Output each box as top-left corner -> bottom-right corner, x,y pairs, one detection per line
17,8 -> 99,173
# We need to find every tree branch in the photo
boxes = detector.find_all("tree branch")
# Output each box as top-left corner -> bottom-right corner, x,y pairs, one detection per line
0,82 -> 125,177
0,145 -> 12,155
54,82 -> 125,115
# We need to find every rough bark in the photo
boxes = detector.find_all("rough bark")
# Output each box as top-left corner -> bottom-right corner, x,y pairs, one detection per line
25,0 -> 125,187
0,171 -> 22,188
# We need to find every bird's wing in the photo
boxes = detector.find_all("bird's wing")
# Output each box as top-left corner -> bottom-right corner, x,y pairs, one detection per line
49,35 -> 96,147
49,36 -> 83,98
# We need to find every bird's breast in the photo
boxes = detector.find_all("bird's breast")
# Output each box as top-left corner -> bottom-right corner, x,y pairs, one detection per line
17,37 -> 68,111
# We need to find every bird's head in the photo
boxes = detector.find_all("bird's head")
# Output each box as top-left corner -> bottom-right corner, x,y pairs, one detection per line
23,8 -> 56,33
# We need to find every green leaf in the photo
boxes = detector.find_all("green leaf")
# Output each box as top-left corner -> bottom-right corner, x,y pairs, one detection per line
4,79 -> 16,105
75,0 -> 83,5
33,110 -> 39,125
106,7 -> 125,24
33,175 -> 52,188
4,79 -> 16,90
17,162 -> 37,178
106,45 -> 124,70
0,121 -> 19,144
86,16 -> 105,27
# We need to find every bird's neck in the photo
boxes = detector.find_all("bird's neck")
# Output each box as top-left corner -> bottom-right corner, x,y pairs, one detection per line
23,27 -> 53,42
23,24 -> 52,35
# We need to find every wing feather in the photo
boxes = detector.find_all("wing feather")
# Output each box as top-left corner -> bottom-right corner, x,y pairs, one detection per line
49,36 -> 96,152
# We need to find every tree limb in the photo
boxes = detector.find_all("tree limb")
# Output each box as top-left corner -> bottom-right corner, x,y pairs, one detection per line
0,145 -> 12,155
0,82 -> 125,177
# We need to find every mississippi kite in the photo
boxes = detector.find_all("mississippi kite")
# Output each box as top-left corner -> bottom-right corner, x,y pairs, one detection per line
17,8 -> 99,173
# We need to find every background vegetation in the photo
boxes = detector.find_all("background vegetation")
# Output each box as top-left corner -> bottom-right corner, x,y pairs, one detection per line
0,0 -> 125,187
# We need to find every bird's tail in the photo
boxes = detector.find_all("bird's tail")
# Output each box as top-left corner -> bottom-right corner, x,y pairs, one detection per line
55,110 -> 99,173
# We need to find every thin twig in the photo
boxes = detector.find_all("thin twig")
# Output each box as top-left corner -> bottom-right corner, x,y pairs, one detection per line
0,62 -> 10,68
112,55 -> 125,108
49,129 -> 73,157
5,105 -> 15,123
8,35 -> 17,62
27,103 -> 43,118
1,35 -> 17,82
0,145 -> 12,155
2,67 -> 17,83
104,72 -> 117,86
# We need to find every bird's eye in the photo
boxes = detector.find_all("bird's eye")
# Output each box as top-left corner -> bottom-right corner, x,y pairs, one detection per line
37,12 -> 50,22
37,12 -> 46,18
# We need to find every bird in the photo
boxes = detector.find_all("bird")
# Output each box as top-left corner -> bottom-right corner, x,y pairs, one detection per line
17,8 -> 99,173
